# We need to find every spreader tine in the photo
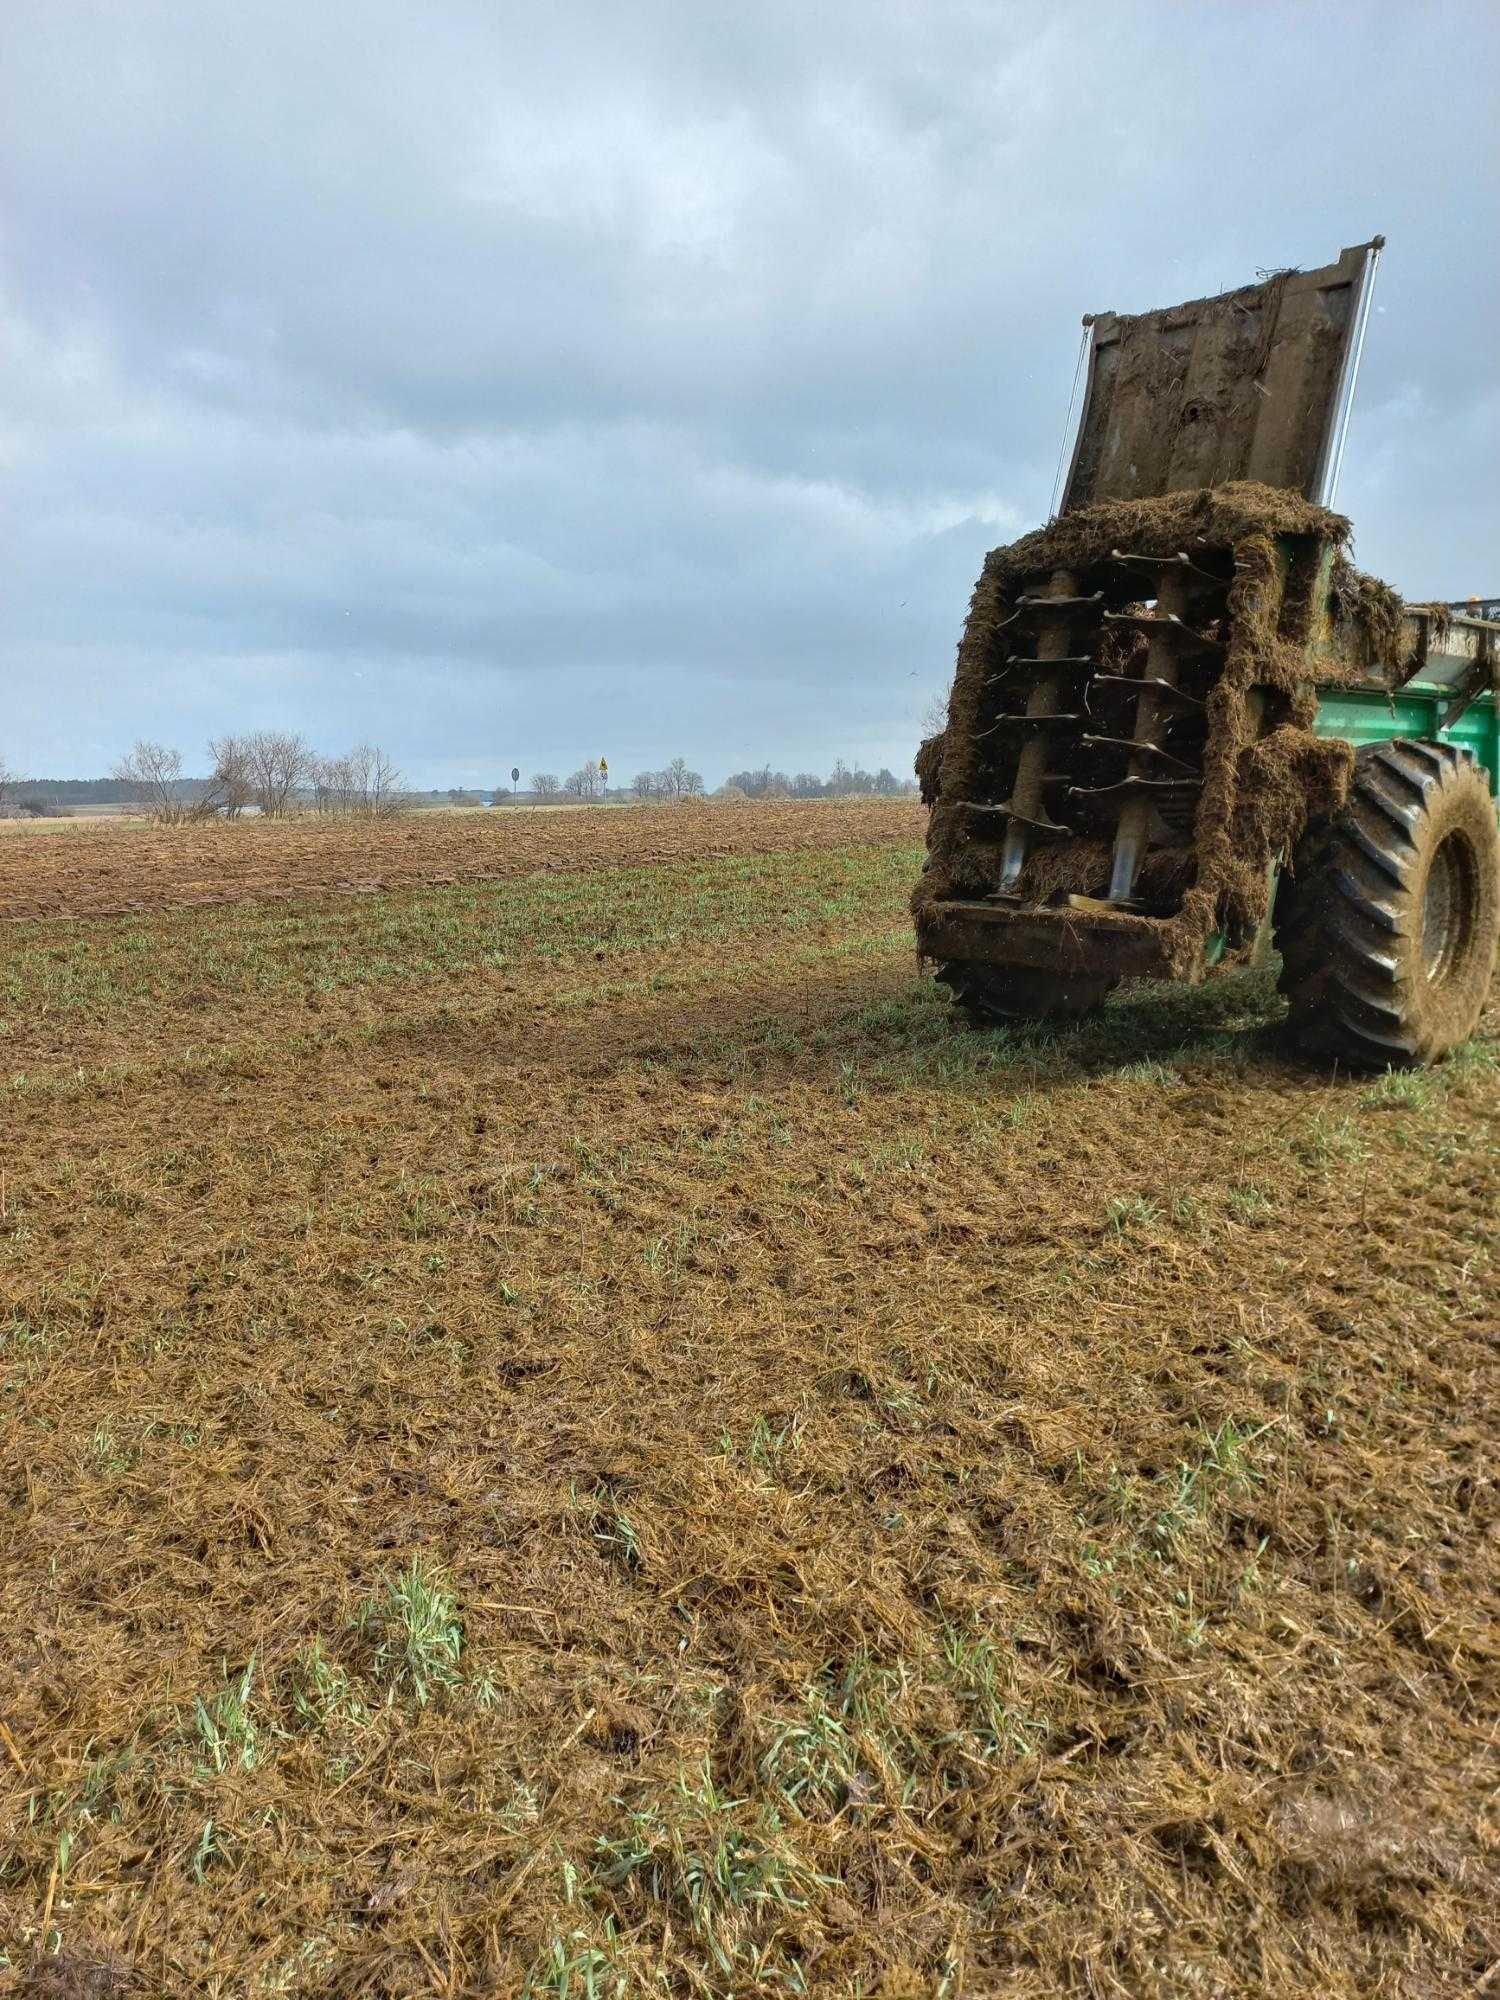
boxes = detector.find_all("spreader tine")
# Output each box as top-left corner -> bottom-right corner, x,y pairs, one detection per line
957,797 -> 1075,837
1166,548 -> 1244,584
974,711 -> 1086,741
1089,674 -> 1205,711
1014,592 -> 1106,612
1107,547 -> 1239,586
1068,774 -> 1201,805
1079,733 -> 1198,774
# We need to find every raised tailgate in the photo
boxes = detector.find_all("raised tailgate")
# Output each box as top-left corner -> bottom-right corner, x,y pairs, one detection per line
1062,239 -> 1381,511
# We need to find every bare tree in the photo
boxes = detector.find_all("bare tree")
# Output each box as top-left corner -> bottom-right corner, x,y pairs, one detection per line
0,757 -> 12,817
113,740 -> 193,823
531,772 -> 561,798
669,756 -> 704,798
311,752 -> 356,815
244,730 -> 312,817
563,760 -> 604,800
307,744 -> 406,818
631,770 -> 657,801
208,735 -> 255,817
350,743 -> 404,817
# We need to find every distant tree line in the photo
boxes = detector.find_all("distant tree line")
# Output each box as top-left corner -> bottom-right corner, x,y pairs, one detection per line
516,759 -> 707,801
2,773 -> 118,806
3,745 -> 919,821
721,760 -> 913,799
515,757 -> 910,805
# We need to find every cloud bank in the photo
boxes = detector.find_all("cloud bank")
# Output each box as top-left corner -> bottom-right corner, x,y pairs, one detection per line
3,0 -> 1496,785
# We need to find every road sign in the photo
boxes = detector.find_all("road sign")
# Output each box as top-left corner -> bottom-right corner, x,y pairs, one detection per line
599,757 -> 608,778
511,767 -> 520,783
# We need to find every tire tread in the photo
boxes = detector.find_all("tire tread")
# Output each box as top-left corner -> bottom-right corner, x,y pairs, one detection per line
1276,738 -> 1498,1068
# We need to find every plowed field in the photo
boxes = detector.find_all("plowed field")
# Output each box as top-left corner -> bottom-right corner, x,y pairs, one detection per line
0,800 -> 924,922
1,805 -> 1496,1998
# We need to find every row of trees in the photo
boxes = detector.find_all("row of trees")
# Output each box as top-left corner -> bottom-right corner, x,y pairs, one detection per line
519,757 -> 902,805
111,734 -> 405,824
519,765 -> 601,799
724,760 -> 912,799
4,745 -> 919,822
632,758 -> 704,800
521,759 -> 705,801
561,762 -> 604,800
0,758 -> 70,818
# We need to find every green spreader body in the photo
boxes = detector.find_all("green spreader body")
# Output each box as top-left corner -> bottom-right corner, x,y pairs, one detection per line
1311,617 -> 1498,793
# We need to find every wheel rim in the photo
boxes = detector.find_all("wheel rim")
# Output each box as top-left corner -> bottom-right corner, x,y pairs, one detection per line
1421,830 -> 1479,985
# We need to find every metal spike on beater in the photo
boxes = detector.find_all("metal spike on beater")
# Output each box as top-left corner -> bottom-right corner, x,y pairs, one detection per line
1109,547 -> 1243,586
996,568 -> 1083,892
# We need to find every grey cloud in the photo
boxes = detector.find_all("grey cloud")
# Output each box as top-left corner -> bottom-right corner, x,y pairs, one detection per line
2,0 -> 1497,786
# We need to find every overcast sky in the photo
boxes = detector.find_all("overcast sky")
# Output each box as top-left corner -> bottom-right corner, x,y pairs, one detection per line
3,1 -> 1497,789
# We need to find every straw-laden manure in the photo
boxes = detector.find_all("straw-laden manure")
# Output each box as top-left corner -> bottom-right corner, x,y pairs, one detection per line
2,809 -> 1496,1996
914,731 -> 944,807
912,482 -> 1412,976
1330,554 -> 1411,672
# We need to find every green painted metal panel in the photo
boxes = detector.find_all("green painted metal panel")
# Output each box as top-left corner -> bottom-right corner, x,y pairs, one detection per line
1312,683 -> 1499,794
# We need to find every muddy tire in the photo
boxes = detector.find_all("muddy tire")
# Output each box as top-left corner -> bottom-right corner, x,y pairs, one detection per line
937,961 -> 1115,1024
1275,739 -> 1500,1068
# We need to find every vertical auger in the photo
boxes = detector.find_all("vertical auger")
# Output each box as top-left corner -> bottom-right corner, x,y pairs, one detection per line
997,567 -> 1081,892
1105,563 -> 1193,904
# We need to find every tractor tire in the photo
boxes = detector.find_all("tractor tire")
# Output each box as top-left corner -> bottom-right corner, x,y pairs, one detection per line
937,961 -> 1115,1025
1276,738 -> 1500,1069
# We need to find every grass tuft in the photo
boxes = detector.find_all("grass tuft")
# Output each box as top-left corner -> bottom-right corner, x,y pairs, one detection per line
593,1761 -> 825,1978
1148,1419 -> 1268,1554
523,1930 -> 629,2000
193,1660 -> 260,1776
288,1640 -> 367,1733
938,1621 -> 1047,1760
1105,1194 -> 1162,1238
357,1557 -> 464,1706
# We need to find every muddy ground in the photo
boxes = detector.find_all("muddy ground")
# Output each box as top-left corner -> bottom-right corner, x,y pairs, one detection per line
0,800 -> 923,924
1,807 -> 1496,1997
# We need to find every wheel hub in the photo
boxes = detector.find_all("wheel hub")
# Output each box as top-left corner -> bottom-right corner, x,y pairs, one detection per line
1422,830 -> 1479,986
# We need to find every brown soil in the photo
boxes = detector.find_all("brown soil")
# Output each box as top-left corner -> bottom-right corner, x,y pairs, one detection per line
0,800 -> 924,924
2,811 -> 1497,1998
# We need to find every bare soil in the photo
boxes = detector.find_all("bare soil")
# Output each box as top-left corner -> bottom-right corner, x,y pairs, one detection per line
1,808 -> 1496,1998
0,801 -> 923,923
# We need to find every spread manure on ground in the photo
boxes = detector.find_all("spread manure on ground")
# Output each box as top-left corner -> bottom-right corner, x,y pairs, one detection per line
1,803 -> 1495,1997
